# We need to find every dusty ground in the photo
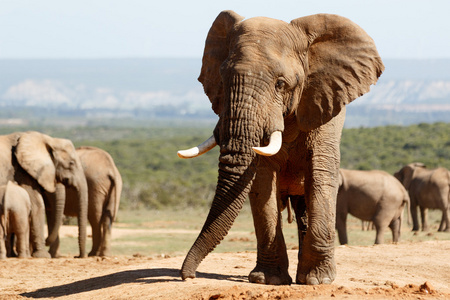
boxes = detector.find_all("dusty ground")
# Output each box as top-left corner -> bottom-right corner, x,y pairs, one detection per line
0,230 -> 449,299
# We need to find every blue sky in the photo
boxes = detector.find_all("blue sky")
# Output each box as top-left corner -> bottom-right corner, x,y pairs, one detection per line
1,0 -> 449,59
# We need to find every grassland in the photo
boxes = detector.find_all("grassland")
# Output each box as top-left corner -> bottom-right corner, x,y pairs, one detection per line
57,205 -> 449,258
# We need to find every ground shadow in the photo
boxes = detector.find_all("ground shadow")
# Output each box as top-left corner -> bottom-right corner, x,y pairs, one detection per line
21,268 -> 247,298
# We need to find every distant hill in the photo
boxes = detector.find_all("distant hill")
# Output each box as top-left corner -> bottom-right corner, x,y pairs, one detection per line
0,58 -> 449,128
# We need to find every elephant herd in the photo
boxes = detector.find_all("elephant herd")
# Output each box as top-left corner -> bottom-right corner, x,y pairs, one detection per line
0,131 -> 122,259
336,164 -> 450,246
1,9 -> 447,289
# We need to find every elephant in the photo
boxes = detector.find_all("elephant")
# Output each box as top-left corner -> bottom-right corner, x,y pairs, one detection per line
46,146 -> 122,257
394,163 -> 450,232
0,181 -> 32,259
177,11 -> 384,285
336,169 -> 410,245
0,131 -> 88,258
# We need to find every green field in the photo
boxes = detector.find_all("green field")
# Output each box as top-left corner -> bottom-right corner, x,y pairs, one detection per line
58,206 -> 449,258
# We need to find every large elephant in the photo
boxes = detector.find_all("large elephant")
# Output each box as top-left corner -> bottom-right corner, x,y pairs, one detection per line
177,11 -> 384,285
394,163 -> 450,232
0,131 -> 88,258
336,169 -> 410,245
47,146 -> 122,257
0,181 -> 32,259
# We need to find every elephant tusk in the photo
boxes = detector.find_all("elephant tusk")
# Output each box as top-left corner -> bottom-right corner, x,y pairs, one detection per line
252,131 -> 282,156
177,135 -> 217,159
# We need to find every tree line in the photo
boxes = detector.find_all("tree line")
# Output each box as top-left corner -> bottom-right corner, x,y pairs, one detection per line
1,122 -> 448,210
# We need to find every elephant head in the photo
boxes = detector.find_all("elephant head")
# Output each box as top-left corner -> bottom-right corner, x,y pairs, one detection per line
394,162 -> 426,190
178,11 -> 383,279
15,131 -> 88,257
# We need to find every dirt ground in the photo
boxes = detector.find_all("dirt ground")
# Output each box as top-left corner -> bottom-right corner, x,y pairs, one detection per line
0,232 -> 449,299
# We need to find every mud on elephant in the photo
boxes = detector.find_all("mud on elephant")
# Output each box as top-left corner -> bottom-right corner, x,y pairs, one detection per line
336,169 -> 410,245
46,146 -> 122,257
395,163 -> 450,232
177,11 -> 384,285
0,181 -> 32,259
0,131 -> 88,258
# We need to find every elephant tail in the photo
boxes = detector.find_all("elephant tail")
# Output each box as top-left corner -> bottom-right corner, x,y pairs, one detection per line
106,166 -> 122,222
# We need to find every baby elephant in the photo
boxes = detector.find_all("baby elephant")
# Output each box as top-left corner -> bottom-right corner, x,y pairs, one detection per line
0,181 -> 31,259
336,169 -> 410,245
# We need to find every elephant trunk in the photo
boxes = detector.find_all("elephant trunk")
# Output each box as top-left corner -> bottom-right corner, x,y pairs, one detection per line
45,183 -> 66,246
181,166 -> 255,279
181,80 -> 262,279
75,172 -> 88,258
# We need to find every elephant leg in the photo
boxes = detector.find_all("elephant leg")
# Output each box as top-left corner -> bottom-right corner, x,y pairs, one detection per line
290,195 -> 307,259
45,205 -> 59,258
23,187 -> 50,258
15,231 -> 29,258
13,215 -> 30,258
0,236 -> 6,259
410,201 -> 419,231
248,162 -> 291,285
88,204 -> 102,256
99,210 -> 113,257
389,217 -> 401,243
6,233 -> 16,257
420,207 -> 428,231
438,208 -> 450,232
335,211 -> 348,245
373,208 -> 393,244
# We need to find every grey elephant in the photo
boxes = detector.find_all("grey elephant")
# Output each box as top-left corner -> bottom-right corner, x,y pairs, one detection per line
336,169 -> 410,245
46,146 -> 122,257
177,11 -> 383,285
0,181 -> 31,259
394,163 -> 450,232
0,131 -> 88,258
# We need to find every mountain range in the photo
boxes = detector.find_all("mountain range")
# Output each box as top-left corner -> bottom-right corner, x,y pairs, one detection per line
0,58 -> 449,128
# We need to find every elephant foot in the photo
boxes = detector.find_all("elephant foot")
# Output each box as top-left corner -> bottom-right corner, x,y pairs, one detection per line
32,249 -> 51,258
89,249 -> 110,257
296,251 -> 336,285
248,264 -> 292,285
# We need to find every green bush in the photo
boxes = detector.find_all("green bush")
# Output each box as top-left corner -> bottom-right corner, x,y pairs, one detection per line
2,121 -> 448,210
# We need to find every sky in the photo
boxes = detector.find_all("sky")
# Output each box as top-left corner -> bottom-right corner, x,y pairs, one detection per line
1,0 -> 449,60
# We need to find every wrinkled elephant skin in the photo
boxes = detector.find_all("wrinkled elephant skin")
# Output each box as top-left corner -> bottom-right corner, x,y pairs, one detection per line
178,11 -> 384,285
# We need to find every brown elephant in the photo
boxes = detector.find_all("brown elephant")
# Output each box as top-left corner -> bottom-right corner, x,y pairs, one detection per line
336,169 -> 410,245
394,163 -> 450,232
0,181 -> 31,259
0,132 -> 88,258
46,146 -> 122,257
177,11 -> 384,285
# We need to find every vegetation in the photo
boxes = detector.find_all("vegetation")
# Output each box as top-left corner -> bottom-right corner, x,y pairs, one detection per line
57,206 -> 448,257
0,122 -> 449,210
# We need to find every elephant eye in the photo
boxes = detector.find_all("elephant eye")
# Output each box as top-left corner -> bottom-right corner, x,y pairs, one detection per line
275,79 -> 285,91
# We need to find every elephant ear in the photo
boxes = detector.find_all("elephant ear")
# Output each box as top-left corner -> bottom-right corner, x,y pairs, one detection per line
198,10 -> 245,115
291,14 -> 384,131
15,132 -> 56,193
